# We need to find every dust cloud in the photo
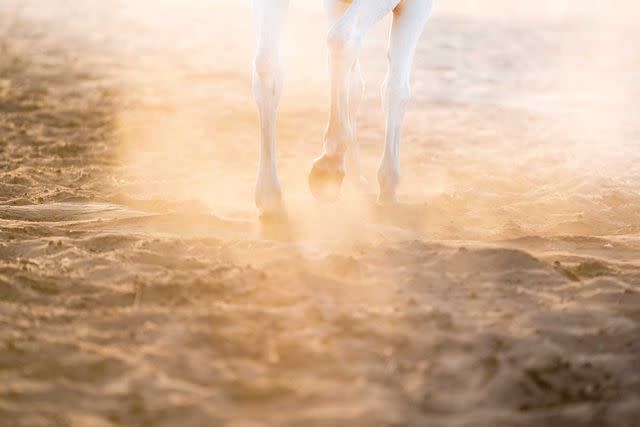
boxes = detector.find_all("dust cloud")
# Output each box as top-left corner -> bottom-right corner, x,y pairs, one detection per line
1,1 -> 639,426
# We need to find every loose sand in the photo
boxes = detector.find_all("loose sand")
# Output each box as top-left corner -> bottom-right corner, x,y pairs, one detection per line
1,1 -> 639,426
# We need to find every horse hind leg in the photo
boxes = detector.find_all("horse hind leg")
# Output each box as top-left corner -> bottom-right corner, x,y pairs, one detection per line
309,0 -> 399,201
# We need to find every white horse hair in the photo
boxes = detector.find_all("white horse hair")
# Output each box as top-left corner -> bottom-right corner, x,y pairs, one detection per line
253,0 -> 433,216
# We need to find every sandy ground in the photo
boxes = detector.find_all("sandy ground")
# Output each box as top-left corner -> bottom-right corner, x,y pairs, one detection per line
1,1 -> 640,426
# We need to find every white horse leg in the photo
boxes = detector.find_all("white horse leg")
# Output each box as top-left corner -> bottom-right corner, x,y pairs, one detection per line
310,0 -> 399,200
378,0 -> 432,204
323,0 -> 366,189
253,0 -> 289,216
347,60 -> 367,189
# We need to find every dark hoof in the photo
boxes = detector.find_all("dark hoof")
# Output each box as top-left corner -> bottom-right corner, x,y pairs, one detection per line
308,155 -> 345,201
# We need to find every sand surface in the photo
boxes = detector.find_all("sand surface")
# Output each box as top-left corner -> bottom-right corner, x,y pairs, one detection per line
1,1 -> 639,426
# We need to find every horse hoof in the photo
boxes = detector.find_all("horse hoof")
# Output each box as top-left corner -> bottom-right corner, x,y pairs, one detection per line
308,155 -> 345,201
256,186 -> 285,220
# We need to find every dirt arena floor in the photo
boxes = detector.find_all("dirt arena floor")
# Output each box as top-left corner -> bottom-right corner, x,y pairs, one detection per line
1,1 -> 639,426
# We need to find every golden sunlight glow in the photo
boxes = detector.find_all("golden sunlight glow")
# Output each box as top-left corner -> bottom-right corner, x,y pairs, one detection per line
2,0 -> 640,425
